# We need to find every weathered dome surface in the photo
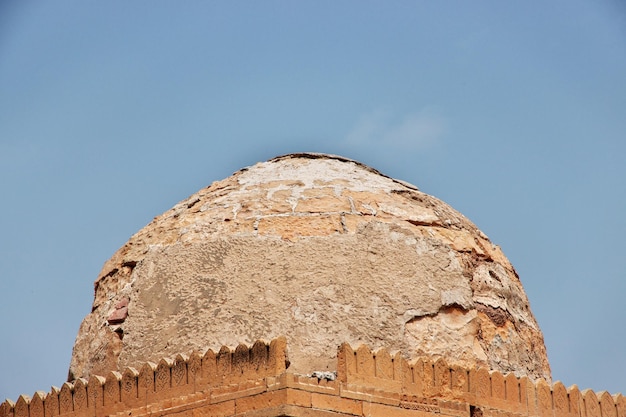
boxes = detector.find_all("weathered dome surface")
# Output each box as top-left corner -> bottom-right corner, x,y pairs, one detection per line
69,153 -> 551,381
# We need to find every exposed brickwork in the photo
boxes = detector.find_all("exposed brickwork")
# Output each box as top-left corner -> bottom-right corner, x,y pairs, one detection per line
2,338 -> 624,417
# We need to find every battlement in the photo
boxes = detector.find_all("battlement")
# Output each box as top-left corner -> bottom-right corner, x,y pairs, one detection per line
0,338 -> 288,417
2,339 -> 624,417
337,343 -> 626,417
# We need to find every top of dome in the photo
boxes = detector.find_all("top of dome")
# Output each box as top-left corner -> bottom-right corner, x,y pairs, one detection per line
69,153 -> 551,382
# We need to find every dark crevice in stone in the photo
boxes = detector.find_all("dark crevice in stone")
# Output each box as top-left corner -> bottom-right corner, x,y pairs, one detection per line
187,198 -> 200,209
476,303 -> 510,327
470,405 -> 483,417
114,327 -> 124,340
488,269 -> 502,283
405,303 -> 470,324
122,260 -> 137,269
406,219 -> 441,227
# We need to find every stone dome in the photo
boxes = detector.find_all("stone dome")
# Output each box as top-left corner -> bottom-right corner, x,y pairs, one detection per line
68,153 -> 551,381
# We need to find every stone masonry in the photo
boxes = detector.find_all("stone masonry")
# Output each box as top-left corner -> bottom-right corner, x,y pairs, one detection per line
2,338 -> 624,417
68,153 -> 550,382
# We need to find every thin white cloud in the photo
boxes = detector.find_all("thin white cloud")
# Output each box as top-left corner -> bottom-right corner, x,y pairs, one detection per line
383,110 -> 445,149
344,109 -> 388,146
344,108 -> 445,151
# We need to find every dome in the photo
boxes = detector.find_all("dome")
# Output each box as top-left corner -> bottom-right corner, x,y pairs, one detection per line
68,153 -> 551,381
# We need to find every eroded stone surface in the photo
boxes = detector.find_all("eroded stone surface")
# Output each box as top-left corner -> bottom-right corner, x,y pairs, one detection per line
68,153 -> 551,381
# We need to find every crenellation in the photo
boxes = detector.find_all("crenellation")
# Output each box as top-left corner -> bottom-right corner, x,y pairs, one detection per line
356,345 -> 375,378
535,378 -> 552,417
552,382 -> 568,417
335,343 -> 355,383
186,351 -> 202,392
520,376 -> 536,417
491,371 -> 506,401
421,358 -> 437,395
44,386 -> 59,417
13,396 -> 28,417
337,344 -> 405,391
472,367 -> 492,399
451,364 -> 470,396
409,358 -> 425,395
71,379 -> 88,414
504,373 -> 520,404
615,394 -> 626,417
393,352 -> 408,385
87,374 -> 105,412
200,349 -> 217,387
233,343 -> 251,378
171,354 -> 189,396
583,389 -> 601,417
120,367 -> 139,408
103,371 -> 122,410
250,340 -> 269,374
58,383 -> 73,415
3,338 -> 623,417
137,362 -> 156,403
157,358 -> 175,393
29,392 -> 44,417
434,357 -> 451,395
567,385 -> 583,417
0,399 -> 15,417
374,348 -> 393,380
216,346 -> 232,385
600,391 -> 617,417
267,337 -> 288,375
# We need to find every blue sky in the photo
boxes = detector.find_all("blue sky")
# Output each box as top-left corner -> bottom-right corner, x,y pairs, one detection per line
1,1 -> 625,401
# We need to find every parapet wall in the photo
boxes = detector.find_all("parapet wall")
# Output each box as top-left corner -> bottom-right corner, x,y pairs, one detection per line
2,338 -> 624,417
337,343 -> 626,417
0,338 -> 288,417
